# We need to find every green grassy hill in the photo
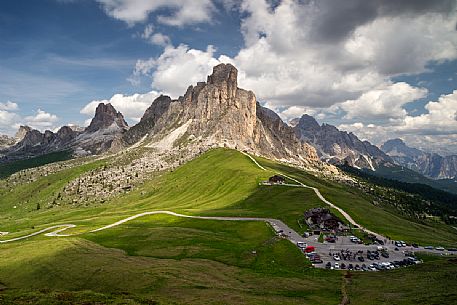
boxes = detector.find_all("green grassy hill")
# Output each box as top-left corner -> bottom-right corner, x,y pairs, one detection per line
1,148 -> 456,304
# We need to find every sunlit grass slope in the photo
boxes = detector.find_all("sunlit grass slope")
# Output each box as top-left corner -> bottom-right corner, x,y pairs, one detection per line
0,218 -> 341,305
254,155 -> 457,247
1,148 -> 456,246
348,255 -> 457,305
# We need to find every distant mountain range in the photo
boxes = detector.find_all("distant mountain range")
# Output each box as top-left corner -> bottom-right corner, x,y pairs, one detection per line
0,103 -> 128,163
291,115 -> 391,170
381,138 -> 457,180
0,63 -> 455,194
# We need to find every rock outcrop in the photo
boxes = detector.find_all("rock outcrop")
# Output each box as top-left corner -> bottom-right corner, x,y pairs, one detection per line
86,103 -> 128,133
15,126 -> 31,142
381,138 -> 457,180
124,63 -> 318,164
292,114 -> 391,169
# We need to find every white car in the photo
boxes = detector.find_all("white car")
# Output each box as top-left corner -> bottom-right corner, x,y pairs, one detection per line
334,263 -> 340,269
297,242 -> 307,249
333,255 -> 341,261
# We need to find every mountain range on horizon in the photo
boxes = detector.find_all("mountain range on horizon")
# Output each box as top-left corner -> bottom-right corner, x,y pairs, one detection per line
1,63 -> 456,188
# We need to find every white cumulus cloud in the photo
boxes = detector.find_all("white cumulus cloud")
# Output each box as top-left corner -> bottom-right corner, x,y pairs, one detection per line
340,82 -> 428,120
96,0 -> 215,26
0,101 -> 19,111
24,109 -> 59,130
80,90 -> 162,122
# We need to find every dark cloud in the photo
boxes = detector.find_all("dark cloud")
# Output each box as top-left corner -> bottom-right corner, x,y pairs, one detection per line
311,0 -> 456,43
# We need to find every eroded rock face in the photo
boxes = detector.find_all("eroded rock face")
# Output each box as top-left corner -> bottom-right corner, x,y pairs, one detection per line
123,95 -> 172,145
293,114 -> 391,169
15,126 -> 31,142
125,63 -> 318,164
86,103 -> 128,133
381,138 -> 457,180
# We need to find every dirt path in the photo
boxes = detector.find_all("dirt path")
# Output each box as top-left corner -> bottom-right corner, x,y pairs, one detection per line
242,152 -> 384,240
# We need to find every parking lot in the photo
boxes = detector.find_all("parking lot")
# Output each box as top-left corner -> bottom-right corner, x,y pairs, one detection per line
272,224 -> 456,271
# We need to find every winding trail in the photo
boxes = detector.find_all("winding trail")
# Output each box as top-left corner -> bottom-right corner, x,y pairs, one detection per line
0,211 -> 298,245
0,151 -> 383,244
0,151 -> 437,247
241,152 -> 383,239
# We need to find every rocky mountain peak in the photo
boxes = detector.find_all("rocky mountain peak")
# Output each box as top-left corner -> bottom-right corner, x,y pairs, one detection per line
293,113 -> 391,169
381,138 -> 457,179
383,138 -> 406,148
298,114 -> 321,131
207,63 -> 238,87
86,103 -> 128,133
15,125 -> 32,141
381,138 -> 423,158
123,63 -> 318,165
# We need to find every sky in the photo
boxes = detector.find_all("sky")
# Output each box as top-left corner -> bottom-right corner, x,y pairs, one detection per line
1,0 -> 457,155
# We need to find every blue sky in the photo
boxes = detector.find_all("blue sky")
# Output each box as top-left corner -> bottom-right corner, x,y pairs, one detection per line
1,0 -> 457,154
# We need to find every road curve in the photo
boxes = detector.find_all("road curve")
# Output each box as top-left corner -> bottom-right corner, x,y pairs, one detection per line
0,211 -> 296,245
0,224 -> 76,243
242,152 -> 383,239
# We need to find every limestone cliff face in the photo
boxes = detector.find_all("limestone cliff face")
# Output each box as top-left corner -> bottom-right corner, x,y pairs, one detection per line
125,63 -> 318,164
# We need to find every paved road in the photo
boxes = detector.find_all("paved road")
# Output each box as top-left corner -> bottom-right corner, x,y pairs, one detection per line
242,151 -> 383,239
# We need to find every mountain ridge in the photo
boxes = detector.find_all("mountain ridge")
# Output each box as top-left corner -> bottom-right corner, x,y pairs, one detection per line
381,138 -> 457,180
292,114 -> 391,169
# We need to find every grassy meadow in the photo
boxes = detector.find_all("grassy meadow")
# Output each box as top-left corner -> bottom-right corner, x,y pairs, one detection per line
1,148 -> 457,304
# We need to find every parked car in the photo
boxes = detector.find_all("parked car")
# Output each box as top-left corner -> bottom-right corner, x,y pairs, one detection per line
334,263 -> 340,269
296,241 -> 307,249
333,254 -> 341,261
447,248 -> 457,252
435,247 -> 445,251
424,246 -> 434,250
325,262 -> 331,269
412,243 -> 419,248
381,251 -> 389,258
305,246 -> 315,253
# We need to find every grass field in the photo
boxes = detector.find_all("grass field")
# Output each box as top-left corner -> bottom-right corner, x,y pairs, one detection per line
347,255 -> 457,305
0,216 -> 341,305
1,148 -> 457,304
2,148 -> 457,245
253,155 -> 457,247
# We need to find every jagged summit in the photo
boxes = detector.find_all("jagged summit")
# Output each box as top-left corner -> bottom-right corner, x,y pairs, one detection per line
207,63 -> 238,87
381,138 -> 457,180
298,114 -> 321,131
15,125 -> 32,141
124,63 -> 318,164
293,114 -> 391,169
86,103 -> 128,133
1,102 -> 129,163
